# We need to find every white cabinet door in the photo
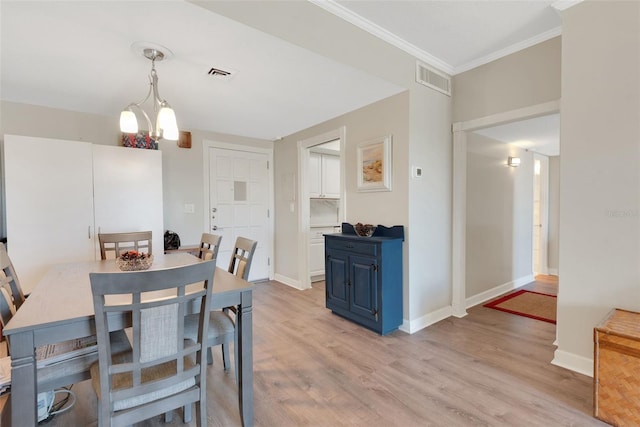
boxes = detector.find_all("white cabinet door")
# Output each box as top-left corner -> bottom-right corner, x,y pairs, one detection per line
92,145 -> 164,257
321,154 -> 340,198
308,152 -> 322,198
4,135 -> 95,293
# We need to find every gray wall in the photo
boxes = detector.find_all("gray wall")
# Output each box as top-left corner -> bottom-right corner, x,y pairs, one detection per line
548,156 -> 560,272
453,37 -> 561,123
465,133 -> 533,297
276,91 -> 410,282
556,0 -> 640,369
0,101 -> 273,246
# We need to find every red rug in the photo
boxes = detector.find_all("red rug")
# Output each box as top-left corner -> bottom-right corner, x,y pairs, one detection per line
484,289 -> 557,324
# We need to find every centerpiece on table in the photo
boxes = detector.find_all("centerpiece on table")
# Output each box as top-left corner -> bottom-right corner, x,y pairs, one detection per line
116,250 -> 153,271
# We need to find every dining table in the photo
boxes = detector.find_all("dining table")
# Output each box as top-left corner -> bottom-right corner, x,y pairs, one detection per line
3,252 -> 254,426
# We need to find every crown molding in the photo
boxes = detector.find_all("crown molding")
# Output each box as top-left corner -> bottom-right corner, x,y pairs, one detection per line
309,0 -> 454,75
311,0 -> 565,76
453,26 -> 562,75
551,0 -> 584,12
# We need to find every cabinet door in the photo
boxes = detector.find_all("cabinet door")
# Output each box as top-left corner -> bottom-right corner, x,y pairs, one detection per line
349,254 -> 379,322
4,135 -> 95,293
309,239 -> 325,277
308,152 -> 322,198
321,154 -> 340,198
325,250 -> 349,311
92,145 -> 164,257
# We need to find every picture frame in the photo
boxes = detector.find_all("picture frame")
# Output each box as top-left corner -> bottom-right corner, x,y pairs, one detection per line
357,135 -> 392,192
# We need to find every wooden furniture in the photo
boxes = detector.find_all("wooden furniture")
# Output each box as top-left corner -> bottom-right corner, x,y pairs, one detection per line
183,233 -> 234,368
89,260 -> 216,426
594,308 -> 640,425
198,233 -> 222,261
0,243 -> 131,396
309,151 -> 340,199
3,253 -> 254,427
98,231 -> 152,260
324,223 -> 404,335
4,135 -> 164,293
228,237 -> 258,281
0,243 -> 25,316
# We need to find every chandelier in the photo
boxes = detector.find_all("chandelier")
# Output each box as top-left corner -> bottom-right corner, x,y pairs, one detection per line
119,47 -> 179,141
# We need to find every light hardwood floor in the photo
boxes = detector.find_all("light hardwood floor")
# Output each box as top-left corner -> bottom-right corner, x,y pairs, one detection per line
45,277 -> 607,426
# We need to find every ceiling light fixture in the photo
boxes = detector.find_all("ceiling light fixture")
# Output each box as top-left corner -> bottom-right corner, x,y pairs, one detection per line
508,156 -> 521,167
119,47 -> 178,141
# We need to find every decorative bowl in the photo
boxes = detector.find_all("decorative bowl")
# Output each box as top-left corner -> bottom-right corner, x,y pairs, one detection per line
354,223 -> 376,237
116,251 -> 153,271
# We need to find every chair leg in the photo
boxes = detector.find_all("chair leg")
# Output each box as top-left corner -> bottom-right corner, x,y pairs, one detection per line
207,346 -> 213,365
165,410 -> 173,423
222,343 -> 231,371
184,403 -> 192,423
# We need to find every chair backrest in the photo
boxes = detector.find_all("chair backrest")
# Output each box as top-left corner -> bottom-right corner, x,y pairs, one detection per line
0,285 -> 16,330
98,231 -> 152,260
227,237 -> 258,280
90,260 -> 215,426
198,233 -> 222,261
0,242 -> 26,311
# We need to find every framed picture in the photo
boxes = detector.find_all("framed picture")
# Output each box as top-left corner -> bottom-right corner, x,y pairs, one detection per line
357,135 -> 392,192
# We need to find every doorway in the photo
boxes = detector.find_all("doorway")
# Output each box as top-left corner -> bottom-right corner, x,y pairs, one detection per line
202,140 -> 274,282
452,101 -> 560,317
297,127 -> 346,290
533,153 -> 549,275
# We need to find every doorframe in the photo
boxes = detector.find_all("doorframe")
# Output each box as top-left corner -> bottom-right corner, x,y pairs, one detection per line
451,100 -> 559,318
202,140 -> 275,280
533,153 -> 550,275
297,126 -> 346,290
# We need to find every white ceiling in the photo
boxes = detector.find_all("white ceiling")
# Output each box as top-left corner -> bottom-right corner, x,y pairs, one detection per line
1,1 -> 564,142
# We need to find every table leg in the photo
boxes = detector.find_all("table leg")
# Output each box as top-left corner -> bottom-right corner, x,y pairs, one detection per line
9,331 -> 37,425
236,290 -> 253,427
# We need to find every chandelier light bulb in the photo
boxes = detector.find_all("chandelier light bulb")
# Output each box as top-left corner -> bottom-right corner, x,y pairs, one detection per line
119,109 -> 138,134
157,106 -> 178,141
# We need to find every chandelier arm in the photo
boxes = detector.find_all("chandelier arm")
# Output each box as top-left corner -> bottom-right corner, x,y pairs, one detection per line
127,103 -> 154,138
150,68 -> 168,106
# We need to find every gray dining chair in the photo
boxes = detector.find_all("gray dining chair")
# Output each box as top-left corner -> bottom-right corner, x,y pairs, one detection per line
227,237 -> 258,280
0,243 -> 26,312
184,233 -> 234,367
98,231 -> 152,260
0,243 -> 130,394
89,260 -> 216,427
198,232 -> 222,261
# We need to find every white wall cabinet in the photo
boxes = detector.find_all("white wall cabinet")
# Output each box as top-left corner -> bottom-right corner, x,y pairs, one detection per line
309,152 -> 340,199
4,135 -> 163,292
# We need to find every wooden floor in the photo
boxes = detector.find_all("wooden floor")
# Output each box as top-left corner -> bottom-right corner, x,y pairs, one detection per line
46,276 -> 607,426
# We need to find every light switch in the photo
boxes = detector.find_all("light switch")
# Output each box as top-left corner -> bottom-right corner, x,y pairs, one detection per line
184,203 -> 195,214
412,166 -> 423,178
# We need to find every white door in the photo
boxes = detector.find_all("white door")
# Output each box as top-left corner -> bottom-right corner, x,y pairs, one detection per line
533,154 -> 549,275
4,135 -> 95,293
92,145 -> 164,257
208,147 -> 270,281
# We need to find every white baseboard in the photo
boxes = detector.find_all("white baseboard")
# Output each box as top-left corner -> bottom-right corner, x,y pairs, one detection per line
552,349 -> 593,377
273,274 -> 307,290
548,268 -> 558,276
465,274 -> 534,309
401,305 -> 453,334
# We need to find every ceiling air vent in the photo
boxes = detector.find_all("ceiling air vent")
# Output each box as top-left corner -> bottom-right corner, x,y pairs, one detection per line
207,67 -> 235,81
416,61 -> 451,96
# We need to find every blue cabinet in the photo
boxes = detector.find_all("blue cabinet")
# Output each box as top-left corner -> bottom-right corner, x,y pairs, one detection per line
324,224 -> 404,335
